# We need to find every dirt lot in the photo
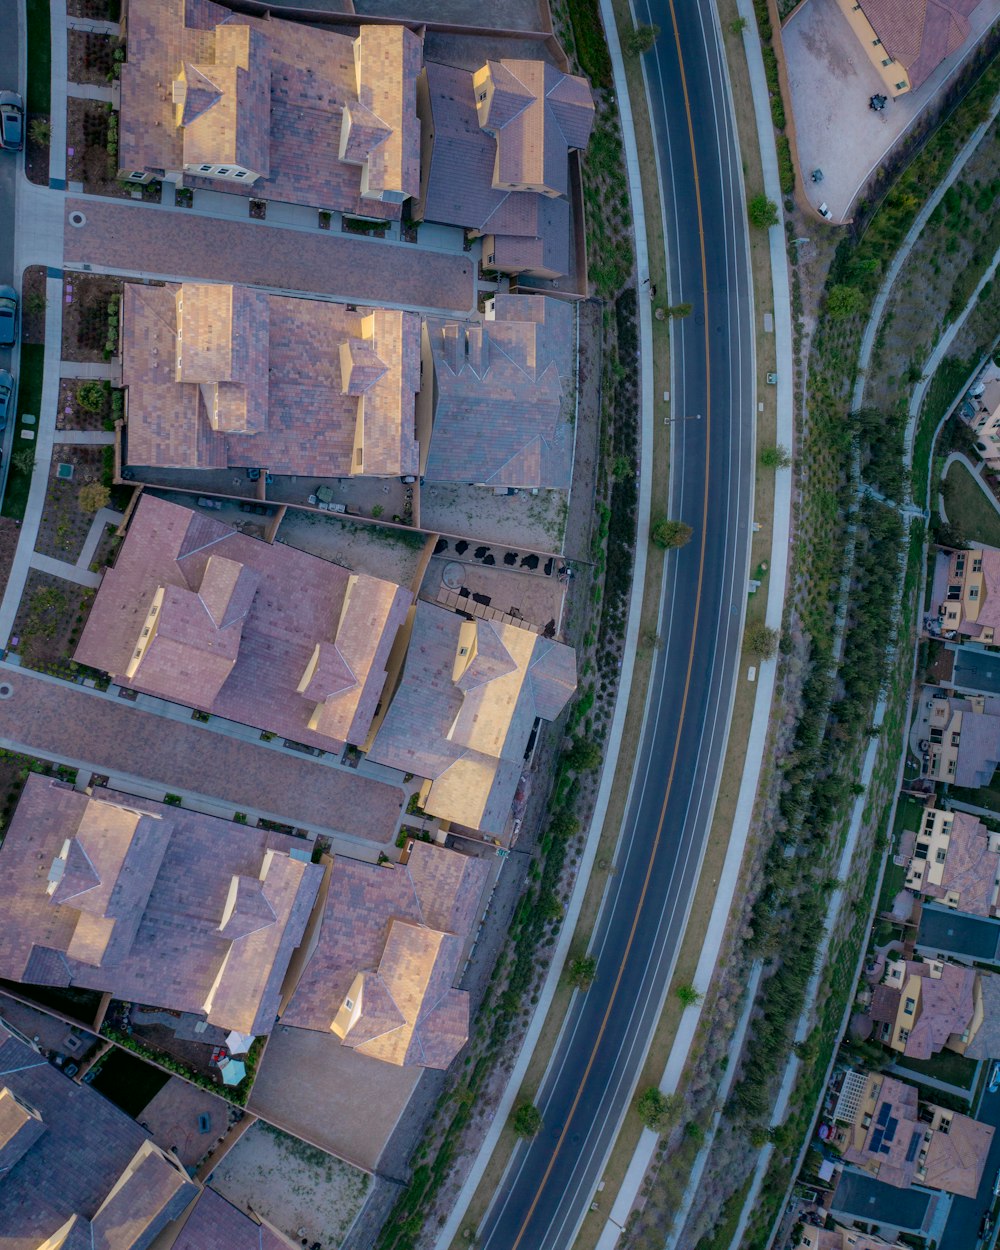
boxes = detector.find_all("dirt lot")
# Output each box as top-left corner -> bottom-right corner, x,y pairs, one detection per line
422,550 -> 566,632
782,0 -> 998,221
67,29 -> 119,85
208,1120 -> 370,1250
62,272 -> 122,362
37,446 -> 108,562
419,482 -> 568,552
10,570 -> 95,675
276,510 -> 427,587
352,0 -> 545,29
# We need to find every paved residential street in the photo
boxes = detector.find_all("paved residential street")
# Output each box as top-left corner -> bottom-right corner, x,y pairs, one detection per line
62,196 -> 476,314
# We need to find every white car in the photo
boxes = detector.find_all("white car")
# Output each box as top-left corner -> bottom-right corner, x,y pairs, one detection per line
0,91 -> 23,152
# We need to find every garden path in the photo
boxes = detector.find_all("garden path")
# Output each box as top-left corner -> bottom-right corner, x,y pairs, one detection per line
28,550 -> 100,588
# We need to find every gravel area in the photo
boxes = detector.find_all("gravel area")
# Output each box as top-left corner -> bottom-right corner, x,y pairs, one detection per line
276,511 -> 427,587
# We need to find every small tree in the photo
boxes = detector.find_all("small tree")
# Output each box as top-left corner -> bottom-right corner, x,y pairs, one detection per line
76,381 -> 107,413
636,1087 -> 680,1133
675,983 -> 702,1008
548,809 -> 580,842
564,736 -> 602,773
747,194 -> 778,230
566,956 -> 597,990
826,284 -> 866,320
759,444 -> 791,469
78,482 -> 111,513
12,448 -> 35,476
612,454 -> 633,480
667,302 -> 693,318
744,621 -> 778,659
729,16 -> 748,34
651,518 -> 693,549
623,24 -> 659,56
28,118 -> 51,147
512,1102 -> 543,1138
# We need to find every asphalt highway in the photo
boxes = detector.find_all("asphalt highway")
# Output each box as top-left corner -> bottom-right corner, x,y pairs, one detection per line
477,2 -> 755,1247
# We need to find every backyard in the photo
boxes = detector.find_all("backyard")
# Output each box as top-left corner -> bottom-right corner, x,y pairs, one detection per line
90,1046 -> 171,1118
208,1121 -> 370,1250
942,459 -> 1000,546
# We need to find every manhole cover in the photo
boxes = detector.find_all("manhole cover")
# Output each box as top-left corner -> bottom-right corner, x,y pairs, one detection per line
0,683 -> 13,700
442,562 -> 464,590
57,463 -> 74,480
69,211 -> 86,227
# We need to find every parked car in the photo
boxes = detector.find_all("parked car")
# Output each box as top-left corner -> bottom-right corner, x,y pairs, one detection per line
0,91 -> 23,152
0,286 -> 17,347
0,369 -> 12,430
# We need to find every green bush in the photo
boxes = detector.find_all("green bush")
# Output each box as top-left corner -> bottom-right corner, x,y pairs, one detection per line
566,0 -> 613,88
511,1102 -> 544,1137
748,194 -> 779,230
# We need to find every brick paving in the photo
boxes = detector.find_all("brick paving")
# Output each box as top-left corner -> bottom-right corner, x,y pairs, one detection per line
0,669 -> 402,842
63,198 -> 475,313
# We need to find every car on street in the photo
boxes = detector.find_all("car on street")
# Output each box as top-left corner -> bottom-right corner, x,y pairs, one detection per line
0,286 -> 17,347
0,369 -> 13,429
990,1062 -> 1000,1094
0,91 -> 24,152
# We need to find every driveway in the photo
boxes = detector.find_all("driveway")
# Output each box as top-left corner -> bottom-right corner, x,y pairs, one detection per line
62,197 -> 476,315
782,0 -> 997,221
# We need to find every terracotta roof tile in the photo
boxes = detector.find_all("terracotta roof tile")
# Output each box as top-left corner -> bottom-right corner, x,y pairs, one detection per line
858,0 -> 979,89
76,495 -> 411,751
171,1188 -> 290,1250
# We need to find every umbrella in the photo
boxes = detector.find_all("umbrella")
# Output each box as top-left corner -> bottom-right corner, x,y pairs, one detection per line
225,1031 -> 255,1055
220,1058 -> 246,1087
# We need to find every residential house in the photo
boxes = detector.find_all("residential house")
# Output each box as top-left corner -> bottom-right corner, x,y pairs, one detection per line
367,601 -> 576,835
831,1069 -> 993,1196
865,955 -> 1000,1060
420,294 -> 575,490
75,495 -> 412,752
961,359 -> 1000,470
119,0 -> 420,215
902,803 -> 1000,916
0,1021 -> 199,1248
832,0 -> 980,97
415,58 -> 594,279
170,1187 -> 296,1249
794,1225 -> 904,1250
121,282 -> 420,476
0,775 -> 323,1038
930,544 -> 1000,641
916,687 -> 1000,786
280,840 -> 490,1069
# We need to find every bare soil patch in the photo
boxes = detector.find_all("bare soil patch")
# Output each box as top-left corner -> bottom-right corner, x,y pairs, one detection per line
24,116 -> 50,187
276,511 -> 426,586
0,517 -> 22,607
20,266 -> 48,346
62,272 -> 122,362
10,570 -> 95,675
209,1120 -> 370,1250
57,379 -> 113,431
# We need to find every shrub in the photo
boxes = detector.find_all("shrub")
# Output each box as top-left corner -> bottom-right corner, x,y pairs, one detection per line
566,956 -> 597,990
78,482 -> 111,513
744,622 -> 779,659
675,983 -> 702,1008
826,284 -> 866,320
564,737 -> 602,773
511,1102 -> 543,1137
748,194 -> 779,229
623,24 -> 659,56
76,381 -> 106,413
651,518 -> 693,549
28,118 -> 51,146
636,1087 -> 679,1133
759,444 -> 791,469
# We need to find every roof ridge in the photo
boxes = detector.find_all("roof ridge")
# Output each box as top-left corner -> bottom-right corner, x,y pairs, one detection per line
481,435 -> 544,485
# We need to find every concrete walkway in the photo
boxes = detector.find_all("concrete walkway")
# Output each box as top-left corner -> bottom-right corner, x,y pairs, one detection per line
28,551 -> 101,588
58,360 -> 118,379
53,428 -> 115,445
66,82 -> 114,103
432,0 -> 656,1242
49,0 -> 68,187
941,449 -> 1000,521
77,505 -> 120,569
65,16 -> 118,35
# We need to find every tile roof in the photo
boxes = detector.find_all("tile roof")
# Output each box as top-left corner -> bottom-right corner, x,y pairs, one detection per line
119,0 -> 420,216
903,960 -> 976,1060
869,983 -> 901,1025
423,293 -> 574,490
0,775 -> 323,1036
124,284 -> 420,477
420,60 -> 585,278
924,810 -> 1000,916
171,1187 -> 290,1250
965,970 -> 1000,1060
923,1106 -> 994,1196
368,602 -> 576,833
75,495 -> 411,751
0,1024 -> 199,1249
858,0 -> 979,90
281,841 -> 488,1069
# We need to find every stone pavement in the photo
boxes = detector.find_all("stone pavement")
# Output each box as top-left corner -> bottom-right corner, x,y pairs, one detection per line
63,197 -> 477,315
0,666 -> 403,844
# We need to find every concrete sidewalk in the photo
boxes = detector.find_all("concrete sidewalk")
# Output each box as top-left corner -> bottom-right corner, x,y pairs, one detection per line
28,551 -> 101,588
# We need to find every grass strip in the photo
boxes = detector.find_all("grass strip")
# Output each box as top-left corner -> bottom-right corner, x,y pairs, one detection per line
25,0 -> 51,116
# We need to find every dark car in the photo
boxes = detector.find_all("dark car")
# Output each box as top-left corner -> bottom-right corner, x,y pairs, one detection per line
0,369 -> 13,430
0,287 -> 16,348
0,91 -> 23,152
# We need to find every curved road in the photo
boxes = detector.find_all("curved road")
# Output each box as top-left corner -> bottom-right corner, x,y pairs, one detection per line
477,2 -> 754,1247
